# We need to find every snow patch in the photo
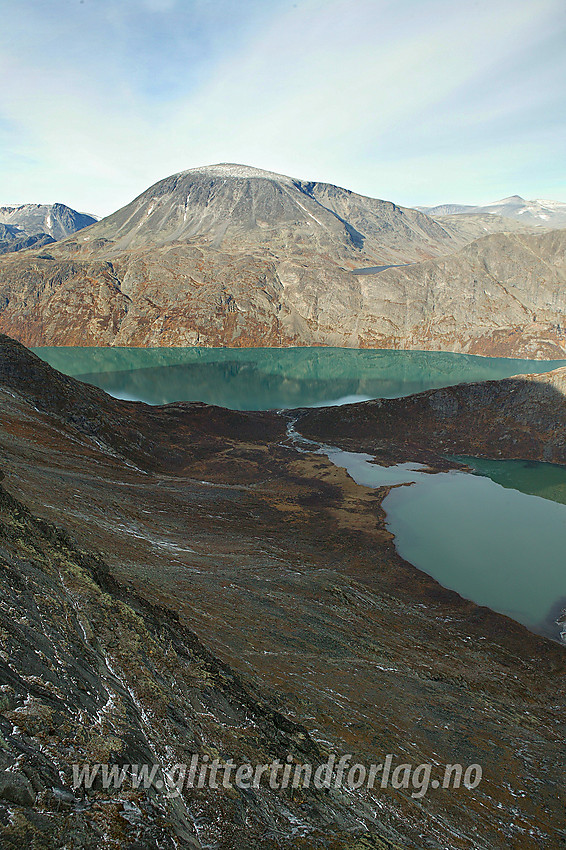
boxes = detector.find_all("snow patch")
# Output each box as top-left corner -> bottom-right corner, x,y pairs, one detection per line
177,163 -> 296,183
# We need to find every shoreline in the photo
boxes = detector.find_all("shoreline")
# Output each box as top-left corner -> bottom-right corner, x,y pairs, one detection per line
1,333 -> 565,848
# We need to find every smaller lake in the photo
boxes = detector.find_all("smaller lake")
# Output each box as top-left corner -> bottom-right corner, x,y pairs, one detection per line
321,446 -> 566,641
32,347 -> 566,410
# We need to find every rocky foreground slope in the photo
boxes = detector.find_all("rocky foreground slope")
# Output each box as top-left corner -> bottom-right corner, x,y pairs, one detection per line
1,165 -> 564,355
0,334 -> 565,849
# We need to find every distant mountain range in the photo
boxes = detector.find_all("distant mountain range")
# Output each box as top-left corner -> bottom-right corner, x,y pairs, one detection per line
0,203 -> 97,255
418,195 -> 566,229
0,165 -> 565,356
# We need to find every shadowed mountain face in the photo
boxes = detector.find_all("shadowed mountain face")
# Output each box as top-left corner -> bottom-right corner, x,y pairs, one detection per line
0,223 -> 55,255
0,203 -> 97,257
0,203 -> 97,242
0,165 -> 565,354
0,333 -> 565,849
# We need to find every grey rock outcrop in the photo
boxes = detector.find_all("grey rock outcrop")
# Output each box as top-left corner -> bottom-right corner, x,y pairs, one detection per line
0,224 -> 55,255
0,202 -> 97,241
0,166 -> 564,355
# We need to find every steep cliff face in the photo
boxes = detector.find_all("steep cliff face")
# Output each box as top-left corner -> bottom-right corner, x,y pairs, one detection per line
355,229 -> 566,357
0,166 -> 564,354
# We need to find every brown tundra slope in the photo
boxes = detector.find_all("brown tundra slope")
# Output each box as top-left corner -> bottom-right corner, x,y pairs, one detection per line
297,361 -> 566,464
0,334 -> 565,849
1,164 -> 563,356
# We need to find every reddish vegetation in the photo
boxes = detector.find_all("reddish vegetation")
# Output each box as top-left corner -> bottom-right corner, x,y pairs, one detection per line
1,167 -> 564,356
0,334 -> 565,848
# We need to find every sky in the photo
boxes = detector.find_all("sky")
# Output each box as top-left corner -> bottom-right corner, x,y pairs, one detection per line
1,0 -> 564,217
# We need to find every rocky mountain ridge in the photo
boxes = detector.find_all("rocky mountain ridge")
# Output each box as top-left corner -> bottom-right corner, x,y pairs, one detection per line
0,166 -> 564,355
55,163 -> 460,265
0,203 -> 97,255
0,223 -> 55,255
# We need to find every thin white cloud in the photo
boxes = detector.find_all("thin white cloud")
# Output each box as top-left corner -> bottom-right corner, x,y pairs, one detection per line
0,0 -> 563,214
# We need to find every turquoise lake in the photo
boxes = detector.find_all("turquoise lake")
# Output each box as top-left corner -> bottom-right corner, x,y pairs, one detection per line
33,346 -> 566,640
321,447 -> 566,641
33,346 -> 566,410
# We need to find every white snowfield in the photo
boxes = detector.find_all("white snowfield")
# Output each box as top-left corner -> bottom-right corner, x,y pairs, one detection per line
484,196 -> 566,219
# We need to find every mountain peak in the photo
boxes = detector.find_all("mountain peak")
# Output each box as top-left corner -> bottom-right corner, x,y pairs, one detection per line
58,163 -> 455,263
177,162 -> 296,183
0,202 -> 97,253
492,195 -> 526,204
